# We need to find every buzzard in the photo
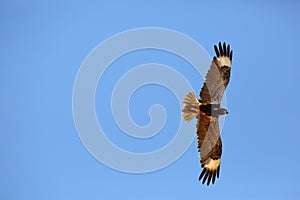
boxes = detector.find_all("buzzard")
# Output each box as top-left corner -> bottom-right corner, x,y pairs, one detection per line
182,42 -> 233,185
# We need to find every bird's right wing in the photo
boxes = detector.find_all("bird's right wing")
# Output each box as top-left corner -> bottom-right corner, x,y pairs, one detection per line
200,42 -> 233,104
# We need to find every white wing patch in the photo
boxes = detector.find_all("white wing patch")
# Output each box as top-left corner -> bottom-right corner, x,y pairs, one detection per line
217,56 -> 231,67
204,158 -> 220,170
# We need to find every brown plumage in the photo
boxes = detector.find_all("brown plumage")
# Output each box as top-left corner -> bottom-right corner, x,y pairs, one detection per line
182,42 -> 233,185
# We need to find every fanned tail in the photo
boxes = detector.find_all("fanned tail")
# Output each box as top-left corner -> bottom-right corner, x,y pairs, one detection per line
181,92 -> 200,122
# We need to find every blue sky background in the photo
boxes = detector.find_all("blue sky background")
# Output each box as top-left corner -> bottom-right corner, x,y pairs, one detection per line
1,1 -> 300,199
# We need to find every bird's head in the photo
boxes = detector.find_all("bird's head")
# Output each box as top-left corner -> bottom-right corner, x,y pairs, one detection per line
219,108 -> 229,115
212,107 -> 228,116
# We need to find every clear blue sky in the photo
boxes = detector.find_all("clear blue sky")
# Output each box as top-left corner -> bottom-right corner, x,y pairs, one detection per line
1,1 -> 300,200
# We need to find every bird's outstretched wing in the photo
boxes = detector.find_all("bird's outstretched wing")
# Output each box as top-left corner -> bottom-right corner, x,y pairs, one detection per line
196,115 -> 222,185
200,42 -> 232,104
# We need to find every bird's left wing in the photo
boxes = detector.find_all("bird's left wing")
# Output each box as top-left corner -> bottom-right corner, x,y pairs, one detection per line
196,115 -> 222,185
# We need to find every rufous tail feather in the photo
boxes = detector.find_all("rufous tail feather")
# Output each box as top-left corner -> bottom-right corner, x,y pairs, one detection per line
181,92 -> 200,122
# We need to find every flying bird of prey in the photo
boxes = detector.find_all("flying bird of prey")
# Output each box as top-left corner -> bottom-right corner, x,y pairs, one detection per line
182,42 -> 233,185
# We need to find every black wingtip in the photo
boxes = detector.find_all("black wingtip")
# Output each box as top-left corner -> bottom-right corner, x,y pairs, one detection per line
218,42 -> 223,56
202,171 -> 209,184
199,168 -> 206,181
227,45 -> 230,57
214,45 -> 220,57
207,172 -> 213,186
212,170 -> 217,184
223,42 -> 226,56
215,42 -> 233,61
199,168 -> 220,186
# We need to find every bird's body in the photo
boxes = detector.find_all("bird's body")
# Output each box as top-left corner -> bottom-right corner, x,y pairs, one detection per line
182,42 -> 233,185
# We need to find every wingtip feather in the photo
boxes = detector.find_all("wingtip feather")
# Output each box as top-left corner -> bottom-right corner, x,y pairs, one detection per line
207,172 -> 213,185
212,171 -> 217,184
223,42 -> 226,56
218,42 -> 223,56
227,45 -> 230,57
214,45 -> 220,57
202,171 -> 209,184
199,168 -> 206,181
215,42 -> 233,61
